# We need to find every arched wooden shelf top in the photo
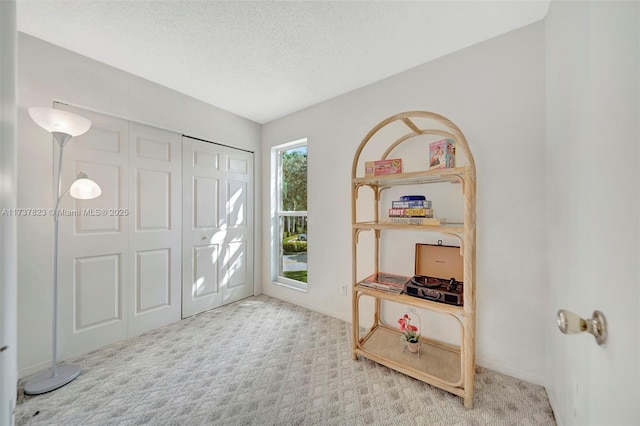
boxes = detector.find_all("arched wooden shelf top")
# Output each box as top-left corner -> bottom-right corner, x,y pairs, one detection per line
351,110 -> 476,181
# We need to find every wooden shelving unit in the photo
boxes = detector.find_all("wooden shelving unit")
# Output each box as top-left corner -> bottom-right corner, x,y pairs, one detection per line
351,111 -> 476,408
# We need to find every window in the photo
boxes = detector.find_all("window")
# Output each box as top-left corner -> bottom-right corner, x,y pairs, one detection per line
271,139 -> 308,290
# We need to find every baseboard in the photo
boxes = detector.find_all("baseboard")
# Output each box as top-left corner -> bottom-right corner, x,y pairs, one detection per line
18,360 -> 50,380
545,386 -> 563,426
476,355 -> 545,387
262,292 -> 351,325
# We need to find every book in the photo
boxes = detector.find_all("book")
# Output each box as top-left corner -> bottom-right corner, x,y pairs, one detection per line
429,138 -> 456,170
380,217 -> 442,226
392,200 -> 432,209
358,272 -> 410,295
388,208 -> 434,217
399,195 -> 426,201
364,159 -> 402,176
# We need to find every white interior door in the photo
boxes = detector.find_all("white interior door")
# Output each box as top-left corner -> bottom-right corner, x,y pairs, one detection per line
546,3 -> 640,424
128,123 -> 182,335
182,137 -> 254,317
57,106 -> 184,358
57,105 -> 129,359
579,3 -> 640,423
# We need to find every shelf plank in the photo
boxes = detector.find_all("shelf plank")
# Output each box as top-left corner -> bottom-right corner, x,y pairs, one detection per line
353,221 -> 464,233
354,285 -> 465,316
354,167 -> 468,186
358,326 -> 463,390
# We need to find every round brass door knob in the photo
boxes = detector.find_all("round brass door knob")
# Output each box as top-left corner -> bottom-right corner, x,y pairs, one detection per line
557,309 -> 607,346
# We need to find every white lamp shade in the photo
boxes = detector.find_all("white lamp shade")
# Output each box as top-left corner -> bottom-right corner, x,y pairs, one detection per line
28,107 -> 92,137
69,178 -> 102,200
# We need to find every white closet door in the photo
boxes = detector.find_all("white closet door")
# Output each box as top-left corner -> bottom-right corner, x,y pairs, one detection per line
57,105 -> 129,359
128,123 -> 182,335
222,145 -> 254,305
182,137 -> 254,317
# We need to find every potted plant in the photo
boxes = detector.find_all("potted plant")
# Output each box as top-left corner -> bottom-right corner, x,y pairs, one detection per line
398,314 -> 420,354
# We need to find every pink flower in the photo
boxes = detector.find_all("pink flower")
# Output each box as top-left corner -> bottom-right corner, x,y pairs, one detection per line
397,318 -> 406,331
406,324 -> 418,333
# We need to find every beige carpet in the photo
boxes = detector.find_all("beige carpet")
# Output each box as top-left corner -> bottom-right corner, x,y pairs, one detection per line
16,295 -> 555,425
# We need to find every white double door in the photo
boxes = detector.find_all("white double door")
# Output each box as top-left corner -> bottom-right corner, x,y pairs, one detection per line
56,105 -> 183,358
182,137 -> 254,317
56,106 -> 253,360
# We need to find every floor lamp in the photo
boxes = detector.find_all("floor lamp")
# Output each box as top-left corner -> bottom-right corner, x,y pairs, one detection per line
24,107 -> 102,395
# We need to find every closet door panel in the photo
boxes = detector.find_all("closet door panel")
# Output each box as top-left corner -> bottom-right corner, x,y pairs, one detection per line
73,161 -> 122,234
182,138 -> 224,316
193,244 -> 220,297
74,254 -> 122,331
128,122 -> 182,336
220,148 -> 253,304
136,168 -> 170,230
135,249 -> 170,312
56,105 -> 129,360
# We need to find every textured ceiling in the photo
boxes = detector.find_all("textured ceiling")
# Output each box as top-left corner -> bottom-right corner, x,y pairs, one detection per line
17,1 -> 549,124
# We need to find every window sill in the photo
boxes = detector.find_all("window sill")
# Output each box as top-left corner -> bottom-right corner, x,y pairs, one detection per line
273,278 -> 308,293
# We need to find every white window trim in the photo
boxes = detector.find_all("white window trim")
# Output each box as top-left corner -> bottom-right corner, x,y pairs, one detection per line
270,138 -> 308,291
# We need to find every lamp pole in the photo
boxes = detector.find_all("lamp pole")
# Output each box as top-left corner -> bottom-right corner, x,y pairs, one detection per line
50,132 -> 71,379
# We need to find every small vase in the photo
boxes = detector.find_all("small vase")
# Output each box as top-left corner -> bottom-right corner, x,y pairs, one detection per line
407,340 -> 420,354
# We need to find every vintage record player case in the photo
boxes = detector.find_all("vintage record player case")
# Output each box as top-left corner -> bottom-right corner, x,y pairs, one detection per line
404,244 -> 464,306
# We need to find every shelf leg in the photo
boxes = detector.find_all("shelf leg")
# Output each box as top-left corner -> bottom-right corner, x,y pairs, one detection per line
463,312 -> 475,409
464,395 -> 474,409
352,289 -> 360,360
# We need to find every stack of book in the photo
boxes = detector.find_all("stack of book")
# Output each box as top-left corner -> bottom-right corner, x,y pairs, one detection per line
358,272 -> 409,295
380,195 -> 441,226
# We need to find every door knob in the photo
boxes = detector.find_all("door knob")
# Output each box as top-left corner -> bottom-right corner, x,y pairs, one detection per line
556,309 -> 607,346
202,236 -> 208,241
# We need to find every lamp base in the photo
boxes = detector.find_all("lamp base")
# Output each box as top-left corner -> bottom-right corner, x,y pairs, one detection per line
23,364 -> 81,395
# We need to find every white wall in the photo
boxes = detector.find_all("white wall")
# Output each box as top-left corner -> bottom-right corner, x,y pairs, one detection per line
262,22 -> 547,384
1,1 -> 18,423
546,2 -> 640,425
17,33 -> 262,377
